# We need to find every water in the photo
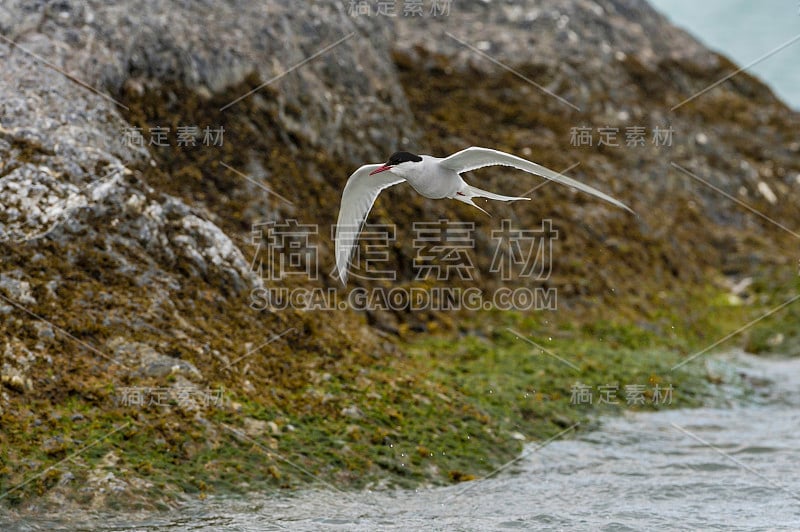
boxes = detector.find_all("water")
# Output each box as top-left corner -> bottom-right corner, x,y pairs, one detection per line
648,0 -> 800,109
6,352 -> 799,530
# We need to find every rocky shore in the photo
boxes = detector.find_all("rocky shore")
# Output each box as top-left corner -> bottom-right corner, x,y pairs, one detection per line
0,0 -> 798,513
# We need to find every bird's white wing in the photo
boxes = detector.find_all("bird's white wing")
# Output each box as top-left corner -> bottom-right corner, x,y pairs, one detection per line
440,147 -> 634,214
335,164 -> 405,285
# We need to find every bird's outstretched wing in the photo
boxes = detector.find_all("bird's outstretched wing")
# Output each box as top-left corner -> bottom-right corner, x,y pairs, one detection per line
335,164 -> 405,285
440,147 -> 634,214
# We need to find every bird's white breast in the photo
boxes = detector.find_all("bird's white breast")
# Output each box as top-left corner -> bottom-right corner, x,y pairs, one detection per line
403,156 -> 462,199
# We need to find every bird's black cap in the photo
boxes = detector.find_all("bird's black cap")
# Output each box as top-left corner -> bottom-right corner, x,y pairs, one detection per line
386,151 -> 422,165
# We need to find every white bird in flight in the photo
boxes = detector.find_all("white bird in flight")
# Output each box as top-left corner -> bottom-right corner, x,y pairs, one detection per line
334,147 -> 633,285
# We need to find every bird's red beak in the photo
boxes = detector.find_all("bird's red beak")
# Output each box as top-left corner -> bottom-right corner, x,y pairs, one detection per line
369,165 -> 392,175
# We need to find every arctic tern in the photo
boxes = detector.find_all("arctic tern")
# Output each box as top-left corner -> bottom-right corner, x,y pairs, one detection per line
334,147 -> 633,285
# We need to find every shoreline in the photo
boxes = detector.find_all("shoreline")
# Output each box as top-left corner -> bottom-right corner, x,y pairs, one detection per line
3,343 -> 797,527
2,269 -> 797,513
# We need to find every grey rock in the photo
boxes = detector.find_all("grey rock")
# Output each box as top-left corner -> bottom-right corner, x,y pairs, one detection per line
109,337 -> 202,379
59,471 -> 76,485
42,435 -> 66,454
0,270 -> 36,305
341,405 -> 364,419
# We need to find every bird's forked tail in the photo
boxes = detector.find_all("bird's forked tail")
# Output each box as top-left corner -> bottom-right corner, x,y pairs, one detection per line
454,185 -> 530,215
